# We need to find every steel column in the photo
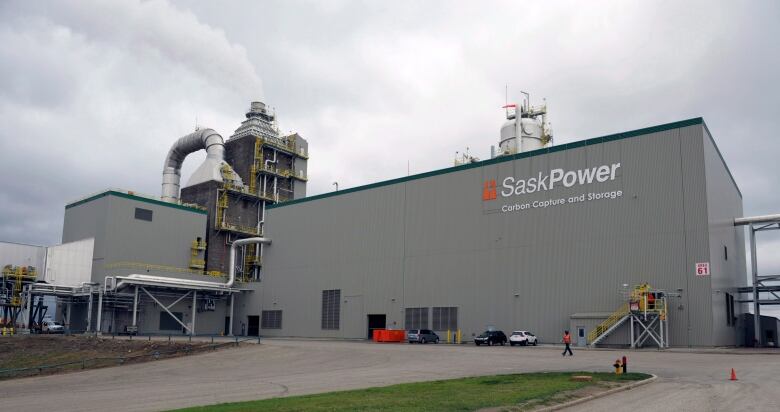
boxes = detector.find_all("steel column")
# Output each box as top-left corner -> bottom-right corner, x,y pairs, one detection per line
228,293 -> 235,336
86,285 -> 94,332
132,285 -> 139,328
66,301 -> 72,333
96,287 -> 103,335
191,290 -> 197,336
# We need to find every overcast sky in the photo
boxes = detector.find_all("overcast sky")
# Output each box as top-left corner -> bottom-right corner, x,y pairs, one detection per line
1,1 -> 778,307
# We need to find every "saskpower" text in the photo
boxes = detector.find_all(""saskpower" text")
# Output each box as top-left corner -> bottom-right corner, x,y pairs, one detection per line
501,163 -> 621,197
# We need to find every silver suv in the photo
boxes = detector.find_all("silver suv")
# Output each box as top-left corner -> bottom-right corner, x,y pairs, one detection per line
407,329 -> 439,344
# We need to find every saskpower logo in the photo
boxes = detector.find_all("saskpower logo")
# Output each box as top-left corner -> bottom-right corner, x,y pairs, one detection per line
482,180 -> 497,201
483,163 -> 622,201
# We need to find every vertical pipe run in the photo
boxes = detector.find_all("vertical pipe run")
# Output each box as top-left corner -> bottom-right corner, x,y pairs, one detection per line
750,224 -> 760,346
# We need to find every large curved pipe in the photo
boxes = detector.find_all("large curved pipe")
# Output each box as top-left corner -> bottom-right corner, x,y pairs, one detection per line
162,128 -> 225,202
228,237 -> 272,287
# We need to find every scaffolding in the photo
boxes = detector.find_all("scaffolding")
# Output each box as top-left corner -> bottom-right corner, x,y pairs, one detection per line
1,265 -> 38,329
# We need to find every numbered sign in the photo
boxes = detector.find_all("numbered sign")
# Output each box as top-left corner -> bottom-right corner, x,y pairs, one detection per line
695,262 -> 710,277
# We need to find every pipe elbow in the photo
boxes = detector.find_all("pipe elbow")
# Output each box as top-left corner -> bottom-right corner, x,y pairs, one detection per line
161,128 -> 226,201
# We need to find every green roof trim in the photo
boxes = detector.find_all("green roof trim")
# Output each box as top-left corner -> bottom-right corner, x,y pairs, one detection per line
65,190 -> 208,215
268,117 -> 735,210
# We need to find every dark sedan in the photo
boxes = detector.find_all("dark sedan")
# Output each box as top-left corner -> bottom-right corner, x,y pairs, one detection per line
474,330 -> 507,346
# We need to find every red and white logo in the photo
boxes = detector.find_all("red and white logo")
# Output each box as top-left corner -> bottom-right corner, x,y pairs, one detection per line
482,180 -> 497,201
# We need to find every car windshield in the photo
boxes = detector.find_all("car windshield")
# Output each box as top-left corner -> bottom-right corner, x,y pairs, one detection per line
478,333 -> 488,338
511,332 -> 522,336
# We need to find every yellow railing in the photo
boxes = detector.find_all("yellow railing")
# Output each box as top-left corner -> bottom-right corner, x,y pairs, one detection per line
104,261 -> 225,278
217,220 -> 262,236
258,136 -> 309,159
587,303 -> 630,344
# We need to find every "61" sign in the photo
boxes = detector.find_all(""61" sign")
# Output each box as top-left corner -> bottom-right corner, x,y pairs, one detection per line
695,262 -> 710,276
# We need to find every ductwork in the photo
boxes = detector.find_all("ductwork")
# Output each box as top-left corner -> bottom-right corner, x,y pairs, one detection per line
107,237 -> 270,292
161,128 -> 242,202
228,237 -> 272,287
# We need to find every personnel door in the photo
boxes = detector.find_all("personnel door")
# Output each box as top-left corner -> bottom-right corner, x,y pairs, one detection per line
247,316 -> 260,336
577,327 -> 586,347
367,314 -> 386,339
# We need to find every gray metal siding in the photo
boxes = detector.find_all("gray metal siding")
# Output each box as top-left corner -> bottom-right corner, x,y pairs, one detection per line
62,193 -> 208,283
677,125 -> 713,347
702,128 -> 746,346
62,196 -> 109,278
251,123 -> 734,347
100,196 -> 208,282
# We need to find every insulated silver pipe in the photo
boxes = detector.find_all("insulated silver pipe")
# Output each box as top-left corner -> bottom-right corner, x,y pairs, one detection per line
228,237 -> 272,287
734,214 -> 780,226
162,128 -> 225,202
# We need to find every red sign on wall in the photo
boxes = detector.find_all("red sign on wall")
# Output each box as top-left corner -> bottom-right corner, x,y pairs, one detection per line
695,262 -> 710,276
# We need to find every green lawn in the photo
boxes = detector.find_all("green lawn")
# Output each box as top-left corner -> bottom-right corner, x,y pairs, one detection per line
172,372 -> 650,412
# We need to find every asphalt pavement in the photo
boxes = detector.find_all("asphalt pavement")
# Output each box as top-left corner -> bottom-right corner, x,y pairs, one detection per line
3,338 -> 779,411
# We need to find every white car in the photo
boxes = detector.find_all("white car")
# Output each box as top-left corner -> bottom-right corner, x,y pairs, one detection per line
509,330 -> 537,346
42,320 -> 65,334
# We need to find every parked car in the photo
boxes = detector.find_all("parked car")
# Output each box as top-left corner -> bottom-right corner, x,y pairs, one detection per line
407,329 -> 440,344
42,320 -> 64,334
474,330 -> 507,346
509,330 -> 538,346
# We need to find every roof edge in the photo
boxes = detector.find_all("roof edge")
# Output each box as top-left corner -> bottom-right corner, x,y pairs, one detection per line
65,190 -> 208,215
701,120 -> 742,198
268,117 -> 705,210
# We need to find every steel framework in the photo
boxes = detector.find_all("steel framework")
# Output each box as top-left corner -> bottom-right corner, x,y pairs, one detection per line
735,214 -> 780,346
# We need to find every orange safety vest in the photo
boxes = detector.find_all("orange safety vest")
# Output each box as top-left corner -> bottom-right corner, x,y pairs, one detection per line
563,334 -> 571,344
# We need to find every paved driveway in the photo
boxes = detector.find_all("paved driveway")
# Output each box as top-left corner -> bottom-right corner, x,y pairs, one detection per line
3,339 -> 779,411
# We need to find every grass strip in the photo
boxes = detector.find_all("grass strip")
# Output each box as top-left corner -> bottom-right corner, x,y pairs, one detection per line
172,372 -> 650,412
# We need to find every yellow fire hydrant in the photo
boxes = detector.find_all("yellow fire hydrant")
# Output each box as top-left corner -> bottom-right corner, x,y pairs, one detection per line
613,359 -> 623,375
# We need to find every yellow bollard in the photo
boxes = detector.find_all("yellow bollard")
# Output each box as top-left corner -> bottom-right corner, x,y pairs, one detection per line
456,329 -> 462,344
447,329 -> 451,344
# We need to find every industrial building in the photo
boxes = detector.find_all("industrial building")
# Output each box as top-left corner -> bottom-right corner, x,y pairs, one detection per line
5,100 -> 779,347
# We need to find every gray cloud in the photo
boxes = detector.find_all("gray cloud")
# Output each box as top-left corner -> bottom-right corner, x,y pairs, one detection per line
1,1 -> 779,312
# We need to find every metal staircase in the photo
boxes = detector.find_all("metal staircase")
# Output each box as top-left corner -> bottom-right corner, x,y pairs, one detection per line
587,303 -> 630,345
587,284 -> 671,349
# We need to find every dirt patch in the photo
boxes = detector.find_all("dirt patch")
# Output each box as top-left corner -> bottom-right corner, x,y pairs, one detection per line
0,335 -> 225,379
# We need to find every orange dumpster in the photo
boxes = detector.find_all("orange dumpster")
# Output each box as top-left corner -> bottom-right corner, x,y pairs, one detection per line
373,329 -> 405,343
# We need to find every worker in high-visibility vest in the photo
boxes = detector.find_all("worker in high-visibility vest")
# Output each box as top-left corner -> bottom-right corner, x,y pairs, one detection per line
562,330 -> 573,356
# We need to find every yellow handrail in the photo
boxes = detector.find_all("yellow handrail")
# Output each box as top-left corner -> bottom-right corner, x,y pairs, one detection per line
587,303 -> 630,344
